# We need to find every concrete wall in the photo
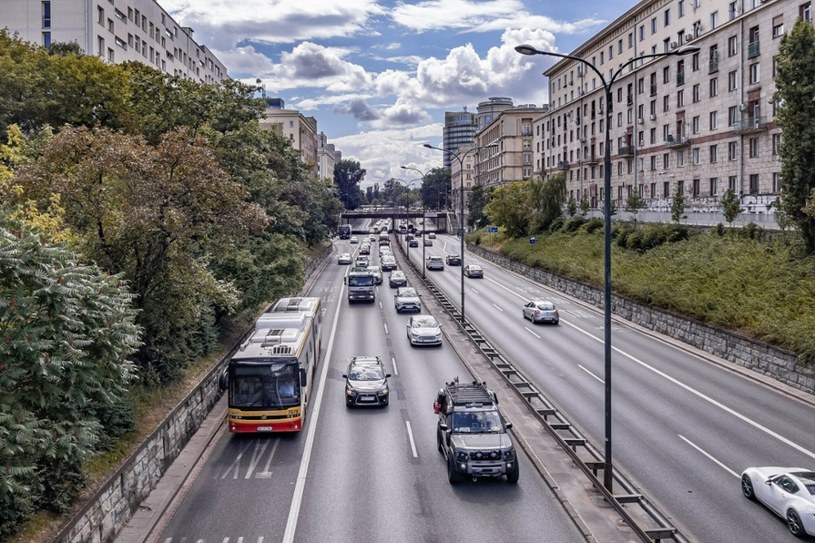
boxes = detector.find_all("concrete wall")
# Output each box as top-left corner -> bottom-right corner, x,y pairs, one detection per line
468,244 -> 814,394
52,244 -> 333,543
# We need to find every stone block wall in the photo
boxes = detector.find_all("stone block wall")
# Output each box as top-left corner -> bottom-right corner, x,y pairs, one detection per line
468,244 -> 814,394
51,244 -> 333,543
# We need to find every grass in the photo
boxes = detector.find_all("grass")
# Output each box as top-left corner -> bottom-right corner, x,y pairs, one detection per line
471,225 -> 815,365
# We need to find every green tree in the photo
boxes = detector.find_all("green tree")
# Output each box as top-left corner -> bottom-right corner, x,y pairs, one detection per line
0,209 -> 140,536
721,188 -> 742,227
567,194 -> 577,217
484,181 -> 533,238
421,167 -> 452,210
530,172 -> 566,232
579,192 -> 590,216
334,159 -> 366,209
625,187 -> 647,227
467,184 -> 494,228
774,19 -> 815,252
671,187 -> 686,223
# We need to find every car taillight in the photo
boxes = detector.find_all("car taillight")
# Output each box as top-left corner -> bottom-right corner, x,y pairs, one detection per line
535,309 -> 541,315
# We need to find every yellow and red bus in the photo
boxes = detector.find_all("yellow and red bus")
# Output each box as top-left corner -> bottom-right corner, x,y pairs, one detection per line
222,297 -> 322,433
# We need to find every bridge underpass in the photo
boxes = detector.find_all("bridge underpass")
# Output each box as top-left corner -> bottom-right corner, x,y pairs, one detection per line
341,209 -> 450,234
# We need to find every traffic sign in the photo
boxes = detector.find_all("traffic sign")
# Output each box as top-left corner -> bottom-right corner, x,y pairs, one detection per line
486,226 -> 498,233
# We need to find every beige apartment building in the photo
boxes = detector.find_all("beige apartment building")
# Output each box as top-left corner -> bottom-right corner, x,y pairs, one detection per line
0,0 -> 227,83
259,99 -> 319,176
536,0 -> 796,216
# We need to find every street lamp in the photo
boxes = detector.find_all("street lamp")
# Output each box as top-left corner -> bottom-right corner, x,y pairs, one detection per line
391,177 -> 422,267
401,166 -> 429,278
423,143 -> 497,323
515,43 -> 699,492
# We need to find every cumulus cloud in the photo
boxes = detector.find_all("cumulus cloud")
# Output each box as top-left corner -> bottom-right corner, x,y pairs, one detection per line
390,0 -> 603,35
336,99 -> 381,121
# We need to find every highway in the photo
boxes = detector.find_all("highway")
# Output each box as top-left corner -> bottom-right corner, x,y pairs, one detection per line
151,229 -> 584,543
145,218 -> 815,543
410,231 -> 815,543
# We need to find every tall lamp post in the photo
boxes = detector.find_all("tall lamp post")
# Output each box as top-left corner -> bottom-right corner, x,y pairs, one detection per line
515,43 -> 699,491
392,177 -> 422,266
401,166 -> 429,278
423,143 -> 496,323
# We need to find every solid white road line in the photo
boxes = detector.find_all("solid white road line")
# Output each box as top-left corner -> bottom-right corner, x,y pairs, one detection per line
678,434 -> 739,478
283,277 -> 345,543
405,421 -> 419,458
577,364 -> 604,383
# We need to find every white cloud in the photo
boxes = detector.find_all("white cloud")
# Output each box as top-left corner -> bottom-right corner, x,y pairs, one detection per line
333,124 -> 445,188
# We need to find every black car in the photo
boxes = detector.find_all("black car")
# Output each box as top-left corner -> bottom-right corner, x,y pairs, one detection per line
409,239 -> 419,247
343,356 -> 391,407
445,254 -> 462,266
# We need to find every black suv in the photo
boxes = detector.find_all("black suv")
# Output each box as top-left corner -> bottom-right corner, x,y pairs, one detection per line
445,254 -> 462,266
434,381 -> 518,484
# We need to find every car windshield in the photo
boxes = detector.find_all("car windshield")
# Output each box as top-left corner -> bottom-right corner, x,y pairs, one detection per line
429,257 -> 442,262
412,316 -> 438,328
349,366 -> 385,381
451,410 -> 503,433
348,275 -> 374,286
398,288 -> 418,297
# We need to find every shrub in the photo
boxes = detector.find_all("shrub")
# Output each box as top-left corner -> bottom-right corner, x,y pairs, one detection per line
742,222 -> 764,240
549,217 -> 565,233
563,215 -> 587,233
714,223 -> 725,236
584,217 -> 604,233
626,229 -> 644,252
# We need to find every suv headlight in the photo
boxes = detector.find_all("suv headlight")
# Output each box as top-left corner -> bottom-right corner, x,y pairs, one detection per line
378,386 -> 389,396
455,450 -> 469,462
503,449 -> 515,460
345,387 -> 355,397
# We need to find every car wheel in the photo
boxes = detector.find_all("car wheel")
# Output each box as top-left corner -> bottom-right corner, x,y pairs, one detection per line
741,474 -> 756,500
436,430 -> 444,454
447,456 -> 463,484
787,509 -> 805,538
506,463 -> 519,484
554,320 -> 560,325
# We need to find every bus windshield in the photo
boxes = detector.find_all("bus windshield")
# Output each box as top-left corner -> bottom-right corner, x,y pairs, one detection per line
229,361 -> 300,409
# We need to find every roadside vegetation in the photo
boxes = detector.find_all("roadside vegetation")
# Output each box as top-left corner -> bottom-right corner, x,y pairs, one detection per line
0,30 -> 342,540
470,219 -> 815,365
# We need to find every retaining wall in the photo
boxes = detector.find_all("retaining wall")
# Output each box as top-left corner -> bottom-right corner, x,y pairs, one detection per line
468,244 -> 814,394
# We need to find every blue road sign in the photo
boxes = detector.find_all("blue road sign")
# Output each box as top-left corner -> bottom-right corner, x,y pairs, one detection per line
486,226 -> 498,233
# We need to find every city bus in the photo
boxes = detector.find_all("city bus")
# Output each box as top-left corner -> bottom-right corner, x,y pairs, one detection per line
221,297 -> 322,433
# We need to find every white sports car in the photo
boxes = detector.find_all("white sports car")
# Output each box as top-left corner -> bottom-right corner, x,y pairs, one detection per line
741,466 -> 815,538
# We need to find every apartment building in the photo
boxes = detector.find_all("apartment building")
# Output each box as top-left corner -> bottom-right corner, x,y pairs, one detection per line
317,131 -> 338,182
537,0 -> 792,216
0,0 -> 227,83
442,110 -> 478,169
259,98 -> 319,176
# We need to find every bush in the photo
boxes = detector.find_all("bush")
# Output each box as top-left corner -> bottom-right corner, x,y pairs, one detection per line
583,217 -> 604,233
563,215 -> 587,233
549,217 -> 565,233
714,223 -> 725,236
742,222 -> 764,240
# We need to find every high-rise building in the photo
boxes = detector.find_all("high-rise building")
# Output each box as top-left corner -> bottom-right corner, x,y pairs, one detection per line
442,109 -> 477,169
536,0 -> 788,217
317,132 -> 338,182
0,0 -> 227,83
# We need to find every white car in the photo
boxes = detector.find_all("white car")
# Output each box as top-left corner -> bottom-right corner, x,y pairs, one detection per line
338,253 -> 352,265
741,466 -> 815,538
394,287 -> 421,313
350,236 -> 359,244
406,315 -> 442,346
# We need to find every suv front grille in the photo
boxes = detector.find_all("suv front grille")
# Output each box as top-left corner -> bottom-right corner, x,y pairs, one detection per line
471,450 -> 502,461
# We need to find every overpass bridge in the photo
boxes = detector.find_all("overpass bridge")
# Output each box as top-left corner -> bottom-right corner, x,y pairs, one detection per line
340,208 -> 450,233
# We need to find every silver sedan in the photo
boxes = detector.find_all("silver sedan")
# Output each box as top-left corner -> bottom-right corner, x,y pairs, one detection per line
522,300 -> 559,325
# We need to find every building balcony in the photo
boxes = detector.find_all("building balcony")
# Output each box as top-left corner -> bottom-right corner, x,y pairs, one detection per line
708,59 -> 719,74
733,116 -> 768,134
557,161 -> 570,170
677,73 -> 685,86
666,134 -> 691,147
747,40 -> 760,59
617,145 -> 636,157
583,155 -> 599,165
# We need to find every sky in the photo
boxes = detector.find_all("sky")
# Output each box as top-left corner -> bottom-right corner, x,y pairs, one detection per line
159,0 -> 632,188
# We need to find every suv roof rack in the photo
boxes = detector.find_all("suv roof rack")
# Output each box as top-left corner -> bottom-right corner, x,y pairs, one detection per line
445,381 -> 496,407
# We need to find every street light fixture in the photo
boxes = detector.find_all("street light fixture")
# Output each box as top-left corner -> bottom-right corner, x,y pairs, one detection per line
423,143 -> 497,323
401,166 -> 429,278
391,177 -> 422,267
515,43 -> 699,492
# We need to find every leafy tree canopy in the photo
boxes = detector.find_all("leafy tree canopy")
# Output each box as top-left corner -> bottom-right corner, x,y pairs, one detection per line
334,159 -> 366,209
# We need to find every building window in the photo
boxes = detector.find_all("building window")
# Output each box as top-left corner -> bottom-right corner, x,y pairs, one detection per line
709,45 -> 719,73
749,137 -> 759,158
729,1 -> 738,20
679,0 -> 685,17
728,106 -> 738,126
803,2 -> 812,23
710,10 -> 719,30
728,141 -> 738,160
772,133 -> 781,155
692,115 -> 700,134
728,35 -> 738,57
692,51 -> 700,72
42,31 -> 51,47
663,153 -> 670,169
97,6 -> 104,25
692,148 -> 700,165
663,95 -> 670,112
728,70 -> 738,91
749,174 -> 759,194
42,1 -> 51,28
710,144 -> 718,163
693,178 -> 700,197
108,18 -> 114,32
773,16 -> 784,38
651,17 -> 657,34
749,62 -> 760,84
692,83 -> 700,103
663,66 -> 671,84
678,150 -> 686,167
772,172 -> 780,192
663,181 -> 670,198
710,77 -> 718,97
710,177 -> 718,196
677,89 -> 685,107
107,47 -> 114,62
97,36 -> 104,56
664,8 -> 671,26
710,111 -> 718,130
115,36 -> 126,49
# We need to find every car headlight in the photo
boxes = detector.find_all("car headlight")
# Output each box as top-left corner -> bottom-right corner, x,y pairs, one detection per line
455,450 -> 469,462
346,387 -> 355,397
378,386 -> 389,396
503,449 -> 515,460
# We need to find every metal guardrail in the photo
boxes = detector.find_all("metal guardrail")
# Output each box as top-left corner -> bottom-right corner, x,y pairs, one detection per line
399,240 -> 690,543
